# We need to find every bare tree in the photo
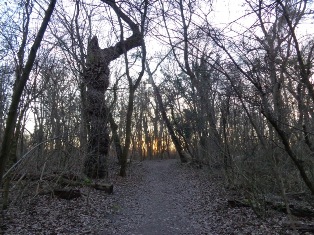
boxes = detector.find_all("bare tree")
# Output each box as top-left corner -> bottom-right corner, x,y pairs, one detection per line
0,0 -> 56,230
205,0 -> 314,194
0,0 -> 56,192
83,0 -> 145,178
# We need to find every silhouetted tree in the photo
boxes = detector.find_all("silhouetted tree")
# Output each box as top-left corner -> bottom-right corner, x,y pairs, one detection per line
83,0 -> 144,178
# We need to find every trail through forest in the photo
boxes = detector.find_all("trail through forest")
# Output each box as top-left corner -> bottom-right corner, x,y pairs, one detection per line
107,159 -> 201,234
3,159 -> 302,234
103,159 -> 288,234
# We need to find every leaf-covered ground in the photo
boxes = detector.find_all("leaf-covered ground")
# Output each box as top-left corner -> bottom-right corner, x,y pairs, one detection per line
3,159 -> 313,234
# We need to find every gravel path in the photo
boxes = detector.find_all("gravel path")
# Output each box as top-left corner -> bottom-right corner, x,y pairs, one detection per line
106,159 -> 201,234
3,158 -> 298,234
103,159 -> 292,235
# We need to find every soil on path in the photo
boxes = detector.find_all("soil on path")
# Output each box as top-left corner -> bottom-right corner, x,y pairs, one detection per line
103,159 -> 286,235
106,159 -> 202,234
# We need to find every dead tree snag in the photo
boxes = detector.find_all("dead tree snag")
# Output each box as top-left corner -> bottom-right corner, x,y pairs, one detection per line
83,0 -> 143,178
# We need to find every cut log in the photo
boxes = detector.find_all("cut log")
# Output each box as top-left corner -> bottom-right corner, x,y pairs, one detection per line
92,183 -> 113,194
227,199 -> 251,208
283,221 -> 314,233
53,189 -> 81,200
227,198 -> 314,218
271,204 -> 314,218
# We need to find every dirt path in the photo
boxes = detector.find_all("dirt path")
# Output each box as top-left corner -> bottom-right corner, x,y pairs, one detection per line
106,159 -> 201,234
103,159 -> 288,235
4,159 -> 292,234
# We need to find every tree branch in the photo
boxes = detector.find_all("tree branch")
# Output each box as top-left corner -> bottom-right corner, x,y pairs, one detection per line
101,0 -> 142,61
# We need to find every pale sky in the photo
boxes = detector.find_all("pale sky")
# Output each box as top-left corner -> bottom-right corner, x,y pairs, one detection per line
211,0 -> 246,26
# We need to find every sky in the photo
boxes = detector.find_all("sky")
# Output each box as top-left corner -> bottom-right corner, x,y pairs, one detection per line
21,0 -> 314,133
212,0 -> 314,36
212,0 -> 246,26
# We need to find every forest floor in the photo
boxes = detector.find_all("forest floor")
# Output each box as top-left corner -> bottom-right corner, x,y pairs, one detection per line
2,158 -> 313,234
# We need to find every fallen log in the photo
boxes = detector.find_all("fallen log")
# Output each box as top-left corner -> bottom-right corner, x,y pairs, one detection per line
53,189 -> 81,200
28,174 -> 113,193
227,199 -> 251,208
57,178 -> 113,194
227,198 -> 314,218
283,221 -> 314,233
92,183 -> 113,194
270,203 -> 314,218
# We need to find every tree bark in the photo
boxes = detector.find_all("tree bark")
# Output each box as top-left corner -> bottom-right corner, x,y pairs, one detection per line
83,0 -> 143,178
83,36 -> 111,178
108,112 -> 122,164
119,88 -> 136,176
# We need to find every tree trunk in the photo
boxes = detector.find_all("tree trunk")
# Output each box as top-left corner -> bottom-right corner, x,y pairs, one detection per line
83,0 -> 143,178
146,64 -> 188,163
119,89 -> 135,177
0,0 -> 56,191
0,1 -> 56,232
83,36 -> 110,178
262,107 -> 314,195
108,112 -> 122,164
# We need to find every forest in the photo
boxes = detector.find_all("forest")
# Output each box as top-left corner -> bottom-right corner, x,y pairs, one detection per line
0,0 -> 314,234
